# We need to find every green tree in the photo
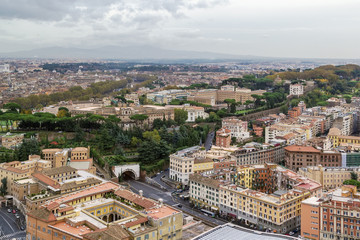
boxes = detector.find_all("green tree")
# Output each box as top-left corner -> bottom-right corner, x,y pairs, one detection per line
224,99 -> 236,113
343,179 -> 360,188
143,129 -> 161,143
3,102 -> 21,112
280,105 -> 288,115
351,172 -> 358,181
18,139 -> 41,161
174,109 -> 188,125
0,177 -> 7,196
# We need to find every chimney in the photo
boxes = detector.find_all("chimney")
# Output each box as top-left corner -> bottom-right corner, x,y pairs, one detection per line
139,190 -> 143,197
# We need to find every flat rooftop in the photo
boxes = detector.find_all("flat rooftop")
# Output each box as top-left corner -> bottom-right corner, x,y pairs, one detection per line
192,223 -> 298,240
144,205 -> 179,220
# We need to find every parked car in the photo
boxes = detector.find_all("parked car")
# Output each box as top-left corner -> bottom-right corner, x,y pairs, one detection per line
15,214 -> 20,219
12,209 -> 16,214
7,209 -> 11,213
177,204 -> 182,208
289,231 -> 295,236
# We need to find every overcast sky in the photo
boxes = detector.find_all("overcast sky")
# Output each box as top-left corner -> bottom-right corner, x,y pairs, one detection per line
0,0 -> 359,58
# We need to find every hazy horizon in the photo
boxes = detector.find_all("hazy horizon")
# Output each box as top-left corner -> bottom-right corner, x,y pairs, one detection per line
1,0 -> 359,59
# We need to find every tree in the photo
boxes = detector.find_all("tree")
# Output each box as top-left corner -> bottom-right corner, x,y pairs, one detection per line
3,102 -> 21,112
143,129 -> 161,143
0,177 -> 7,196
138,140 -> 172,165
18,139 -> 41,161
280,105 -> 288,115
174,109 -> 188,125
351,171 -> 358,181
130,114 -> 149,126
57,109 -> 71,118
224,99 -> 236,113
343,179 -> 360,188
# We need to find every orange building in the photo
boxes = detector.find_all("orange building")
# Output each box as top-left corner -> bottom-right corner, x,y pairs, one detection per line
216,128 -> 231,148
288,106 -> 301,118
301,197 -> 321,240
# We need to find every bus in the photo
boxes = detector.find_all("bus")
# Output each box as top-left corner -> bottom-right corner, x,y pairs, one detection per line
201,209 -> 215,217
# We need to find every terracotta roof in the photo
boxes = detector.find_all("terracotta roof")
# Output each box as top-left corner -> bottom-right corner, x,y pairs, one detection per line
114,189 -> 157,209
51,221 -> 92,237
32,172 -> 61,189
83,225 -> 130,240
3,166 -> 27,174
145,205 -> 180,220
58,205 -> 74,213
123,216 -> 148,228
43,166 -> 77,176
60,177 -> 101,191
46,182 -> 119,207
28,208 -> 57,222
284,145 -> 320,153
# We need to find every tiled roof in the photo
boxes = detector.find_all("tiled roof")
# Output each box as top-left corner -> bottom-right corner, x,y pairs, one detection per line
83,225 -> 130,240
43,166 -> 77,176
32,172 -> 61,189
123,216 -> 148,228
46,182 -> 119,207
60,177 -> 101,191
114,189 -> 157,209
3,166 -> 27,174
28,208 -> 56,222
284,145 -> 320,153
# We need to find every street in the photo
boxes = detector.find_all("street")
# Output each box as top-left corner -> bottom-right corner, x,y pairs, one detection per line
127,171 -> 227,226
0,207 -> 26,240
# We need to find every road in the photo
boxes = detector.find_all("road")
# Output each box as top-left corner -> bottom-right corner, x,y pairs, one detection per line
127,178 -> 227,226
205,131 -> 215,151
0,207 -> 26,239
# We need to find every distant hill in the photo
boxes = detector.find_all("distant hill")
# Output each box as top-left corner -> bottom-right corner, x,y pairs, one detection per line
0,46 -> 259,60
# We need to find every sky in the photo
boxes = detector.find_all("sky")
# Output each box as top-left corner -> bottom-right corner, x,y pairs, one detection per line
0,0 -> 359,58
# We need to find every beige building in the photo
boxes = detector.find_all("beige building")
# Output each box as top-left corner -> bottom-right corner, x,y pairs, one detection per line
0,132 -> 24,149
299,166 -> 360,190
0,156 -> 51,193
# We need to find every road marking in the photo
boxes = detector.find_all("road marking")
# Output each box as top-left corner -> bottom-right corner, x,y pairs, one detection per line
0,230 -> 25,240
0,211 -> 15,233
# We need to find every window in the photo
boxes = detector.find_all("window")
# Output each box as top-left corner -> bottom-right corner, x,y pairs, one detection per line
160,221 -> 163,226
136,237 -> 141,240
54,233 -> 58,237
145,234 -> 149,239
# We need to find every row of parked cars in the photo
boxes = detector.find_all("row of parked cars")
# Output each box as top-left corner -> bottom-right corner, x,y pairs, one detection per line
7,208 -> 20,219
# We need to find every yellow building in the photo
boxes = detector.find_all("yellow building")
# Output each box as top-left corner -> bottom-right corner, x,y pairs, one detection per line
328,127 -> 360,148
299,165 -> 360,190
27,182 -> 183,240
193,158 -> 214,174
220,185 -> 310,233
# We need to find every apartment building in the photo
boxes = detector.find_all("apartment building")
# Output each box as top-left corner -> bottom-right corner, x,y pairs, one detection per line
230,145 -> 285,165
189,174 -> 221,211
169,146 -> 199,185
222,117 -> 250,141
301,197 -> 321,240
289,84 -> 304,96
42,148 -> 69,168
301,185 -> 360,240
284,146 -> 342,171
220,184 -> 311,233
233,163 -> 322,197
328,127 -> 360,148
0,156 -> 51,193
216,128 -> 231,148
299,166 -> 360,190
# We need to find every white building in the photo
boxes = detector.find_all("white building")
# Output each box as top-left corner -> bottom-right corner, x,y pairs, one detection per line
184,105 -> 209,122
169,146 -> 199,185
289,84 -> 304,96
220,85 -> 235,91
222,117 -> 250,141
0,64 -> 10,73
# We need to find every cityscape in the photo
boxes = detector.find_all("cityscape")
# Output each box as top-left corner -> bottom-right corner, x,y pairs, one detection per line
1,1 -> 360,240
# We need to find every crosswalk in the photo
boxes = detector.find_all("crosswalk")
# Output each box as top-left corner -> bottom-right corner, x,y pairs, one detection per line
0,231 -> 26,240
